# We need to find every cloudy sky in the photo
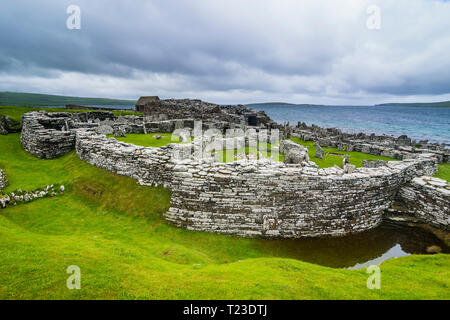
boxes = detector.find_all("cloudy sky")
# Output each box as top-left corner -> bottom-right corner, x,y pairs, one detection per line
1,0 -> 450,105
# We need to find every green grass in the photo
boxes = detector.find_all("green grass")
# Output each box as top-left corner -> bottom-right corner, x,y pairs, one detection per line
111,134 -> 285,162
107,133 -> 187,148
435,163 -> 450,181
0,133 -> 449,299
0,105 -> 142,124
289,137 -> 397,168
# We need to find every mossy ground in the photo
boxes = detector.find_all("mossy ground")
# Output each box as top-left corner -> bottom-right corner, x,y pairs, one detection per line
0,113 -> 449,299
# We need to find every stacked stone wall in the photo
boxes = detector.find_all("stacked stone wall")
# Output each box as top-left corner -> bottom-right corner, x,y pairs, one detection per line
74,130 -> 437,238
0,169 -> 7,190
166,157 -> 436,238
21,112 -> 77,159
75,130 -> 176,188
397,177 -> 449,230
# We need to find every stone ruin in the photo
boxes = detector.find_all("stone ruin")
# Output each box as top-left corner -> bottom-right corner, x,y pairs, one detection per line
0,115 -> 20,135
17,102 -> 450,238
0,169 -> 7,190
135,96 -> 275,128
292,122 -> 449,164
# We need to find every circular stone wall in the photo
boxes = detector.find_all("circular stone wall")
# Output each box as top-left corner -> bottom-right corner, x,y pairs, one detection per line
75,129 -> 437,238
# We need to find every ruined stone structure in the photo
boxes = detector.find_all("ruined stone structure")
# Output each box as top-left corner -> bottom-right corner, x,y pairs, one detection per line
396,177 -> 450,230
292,122 -> 449,163
0,169 -> 7,190
166,156 -> 436,238
0,115 -> 19,135
0,184 -> 64,209
280,140 -> 310,164
20,111 -> 110,159
19,106 -> 448,238
135,96 -> 275,128
74,127 -> 438,238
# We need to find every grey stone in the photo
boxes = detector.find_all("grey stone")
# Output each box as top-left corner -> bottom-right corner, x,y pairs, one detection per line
314,142 -> 324,159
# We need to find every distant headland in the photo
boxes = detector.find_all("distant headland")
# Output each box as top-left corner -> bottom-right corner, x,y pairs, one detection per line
0,91 -> 136,107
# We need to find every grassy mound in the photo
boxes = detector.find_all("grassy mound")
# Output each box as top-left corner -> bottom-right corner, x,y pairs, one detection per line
0,134 -> 449,299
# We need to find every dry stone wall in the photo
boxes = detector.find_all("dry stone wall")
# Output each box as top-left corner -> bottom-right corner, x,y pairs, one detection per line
397,177 -> 449,230
21,112 -> 76,159
291,123 -> 449,163
0,184 -> 64,209
74,129 -> 437,238
166,157 -> 436,238
20,110 -> 446,238
76,130 -> 176,188
0,169 -> 7,190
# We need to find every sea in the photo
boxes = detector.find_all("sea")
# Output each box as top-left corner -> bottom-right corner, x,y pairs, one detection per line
45,104 -> 450,146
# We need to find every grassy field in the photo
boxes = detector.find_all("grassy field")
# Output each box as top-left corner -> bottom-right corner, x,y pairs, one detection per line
435,163 -> 450,181
289,137 -> 397,168
0,105 -> 141,124
0,92 -> 136,107
109,133 -> 187,148
0,132 -> 449,299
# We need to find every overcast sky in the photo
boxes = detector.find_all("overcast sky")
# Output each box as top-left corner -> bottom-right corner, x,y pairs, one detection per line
1,0 -> 450,105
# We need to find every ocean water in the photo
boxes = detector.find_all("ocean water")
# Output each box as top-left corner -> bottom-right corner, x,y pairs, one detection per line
45,104 -> 450,145
250,104 -> 450,146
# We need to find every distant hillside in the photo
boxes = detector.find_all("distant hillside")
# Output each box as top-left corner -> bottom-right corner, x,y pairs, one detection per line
0,91 -> 136,107
376,101 -> 450,108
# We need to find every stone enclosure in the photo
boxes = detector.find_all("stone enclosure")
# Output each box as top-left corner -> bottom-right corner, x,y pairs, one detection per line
18,101 -> 450,238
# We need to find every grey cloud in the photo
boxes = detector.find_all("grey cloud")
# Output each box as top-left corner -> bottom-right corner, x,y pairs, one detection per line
0,0 -> 449,103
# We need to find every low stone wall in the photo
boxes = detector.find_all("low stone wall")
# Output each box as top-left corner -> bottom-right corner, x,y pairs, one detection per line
74,130 -> 437,237
0,169 -> 7,190
75,130 -> 176,188
397,177 -> 449,230
166,157 -> 436,238
21,112 -> 78,159
0,184 -> 64,209
291,123 -> 449,163
21,111 -> 260,159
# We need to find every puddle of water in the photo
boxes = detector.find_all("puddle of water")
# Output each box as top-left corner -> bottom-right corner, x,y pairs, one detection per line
254,221 -> 449,269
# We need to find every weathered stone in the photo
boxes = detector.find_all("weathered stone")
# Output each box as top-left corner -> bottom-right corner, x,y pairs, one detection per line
135,97 -> 276,128
0,115 -> 18,135
315,142 -> 324,159
0,169 -> 7,190
113,126 -> 127,138
396,176 -> 449,230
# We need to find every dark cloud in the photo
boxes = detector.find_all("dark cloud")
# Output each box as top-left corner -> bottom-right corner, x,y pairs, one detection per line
0,0 -> 449,104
